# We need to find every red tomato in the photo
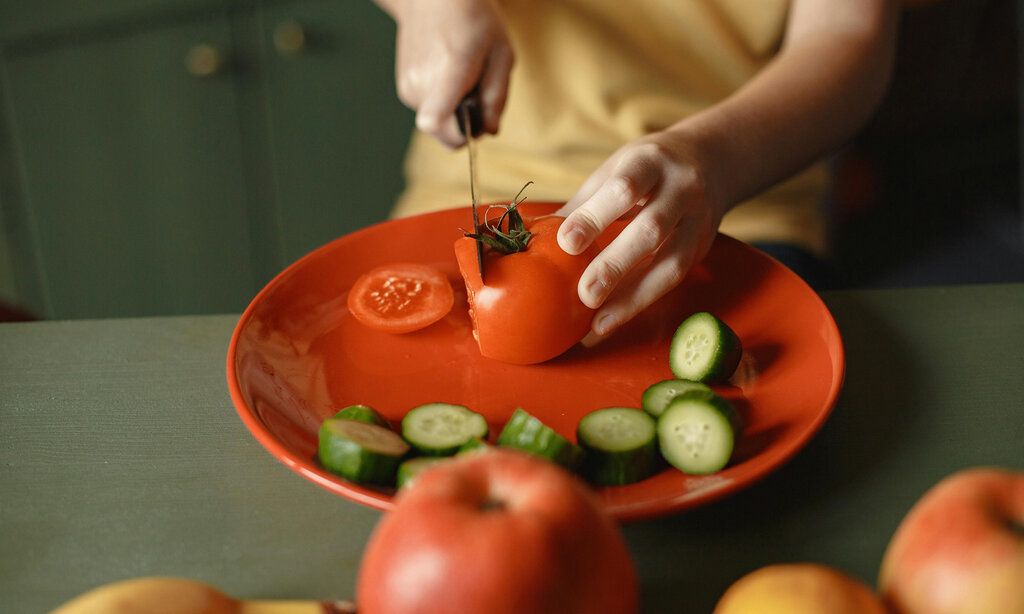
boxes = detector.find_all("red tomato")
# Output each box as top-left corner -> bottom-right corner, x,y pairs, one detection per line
454,216 -> 598,364
347,263 -> 454,334
356,450 -> 639,614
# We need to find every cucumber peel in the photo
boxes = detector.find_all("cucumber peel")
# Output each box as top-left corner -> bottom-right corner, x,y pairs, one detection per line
331,404 -> 387,427
641,379 -> 713,418
577,407 -> 660,486
318,419 -> 409,485
669,311 -> 742,383
497,408 -> 581,470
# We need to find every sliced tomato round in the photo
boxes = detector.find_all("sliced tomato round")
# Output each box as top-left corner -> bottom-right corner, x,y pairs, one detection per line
347,263 -> 455,334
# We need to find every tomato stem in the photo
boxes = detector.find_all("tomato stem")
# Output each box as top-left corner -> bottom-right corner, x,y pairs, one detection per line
463,182 -> 534,254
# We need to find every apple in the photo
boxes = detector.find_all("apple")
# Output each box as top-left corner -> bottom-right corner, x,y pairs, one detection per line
51,577 -> 356,613
356,449 -> 638,614
879,467 -> 1024,614
713,563 -> 887,614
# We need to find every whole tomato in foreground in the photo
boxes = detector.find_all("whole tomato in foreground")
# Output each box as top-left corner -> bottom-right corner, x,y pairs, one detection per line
879,467 -> 1024,614
356,449 -> 639,614
454,203 -> 598,365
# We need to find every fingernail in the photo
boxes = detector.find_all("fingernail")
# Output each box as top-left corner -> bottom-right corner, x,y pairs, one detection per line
580,330 -> 605,348
582,277 -> 608,308
560,227 -> 586,255
594,313 -> 617,336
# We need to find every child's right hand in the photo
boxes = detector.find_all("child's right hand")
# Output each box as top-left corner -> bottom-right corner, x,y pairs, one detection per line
377,0 -> 514,148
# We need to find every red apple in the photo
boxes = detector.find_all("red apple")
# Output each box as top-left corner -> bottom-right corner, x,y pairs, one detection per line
879,467 -> 1024,614
356,449 -> 638,614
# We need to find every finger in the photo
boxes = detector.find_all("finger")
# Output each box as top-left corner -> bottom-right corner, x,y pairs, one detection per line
576,189 -> 686,309
588,216 -> 712,339
478,43 -> 514,135
554,156 -> 618,218
557,153 -> 660,256
416,56 -> 484,148
395,48 -> 426,111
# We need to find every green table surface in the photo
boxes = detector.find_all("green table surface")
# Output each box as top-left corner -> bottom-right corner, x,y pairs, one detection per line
2,283 -> 1022,613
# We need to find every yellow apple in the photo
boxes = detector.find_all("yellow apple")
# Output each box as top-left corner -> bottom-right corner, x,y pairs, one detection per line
713,563 -> 887,614
50,577 -> 354,614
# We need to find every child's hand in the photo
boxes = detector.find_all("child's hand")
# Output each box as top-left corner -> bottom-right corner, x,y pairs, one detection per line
555,130 -> 725,345
380,0 -> 513,148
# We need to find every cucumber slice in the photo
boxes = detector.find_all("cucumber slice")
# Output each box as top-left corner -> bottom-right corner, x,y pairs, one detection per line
318,419 -> 409,485
457,437 -> 492,455
577,407 -> 660,486
396,456 -> 450,489
657,395 -> 739,475
497,408 -> 580,469
401,403 -> 489,456
331,404 -> 387,427
669,312 -> 742,383
641,379 -> 713,418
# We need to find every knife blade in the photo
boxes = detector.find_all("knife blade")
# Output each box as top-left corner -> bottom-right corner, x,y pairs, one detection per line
456,88 -> 485,281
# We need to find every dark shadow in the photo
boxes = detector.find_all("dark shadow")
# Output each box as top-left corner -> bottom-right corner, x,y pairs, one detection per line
731,425 -> 787,465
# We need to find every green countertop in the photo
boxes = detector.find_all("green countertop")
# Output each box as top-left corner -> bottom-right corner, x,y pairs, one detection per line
2,283 -> 1022,613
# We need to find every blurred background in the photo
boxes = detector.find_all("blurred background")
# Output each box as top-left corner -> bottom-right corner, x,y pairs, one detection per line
0,0 -> 1018,321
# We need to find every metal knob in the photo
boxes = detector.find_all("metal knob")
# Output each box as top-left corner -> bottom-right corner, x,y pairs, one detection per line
273,20 -> 306,56
185,43 -> 223,77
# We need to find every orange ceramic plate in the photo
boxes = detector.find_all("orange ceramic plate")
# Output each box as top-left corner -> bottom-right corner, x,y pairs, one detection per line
227,203 -> 844,522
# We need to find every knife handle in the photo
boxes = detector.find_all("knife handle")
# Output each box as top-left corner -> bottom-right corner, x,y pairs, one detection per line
456,85 -> 484,138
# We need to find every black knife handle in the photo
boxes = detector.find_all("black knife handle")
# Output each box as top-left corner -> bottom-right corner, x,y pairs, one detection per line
455,86 -> 484,138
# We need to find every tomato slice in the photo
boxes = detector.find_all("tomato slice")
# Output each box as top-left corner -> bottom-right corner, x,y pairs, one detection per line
347,263 -> 455,334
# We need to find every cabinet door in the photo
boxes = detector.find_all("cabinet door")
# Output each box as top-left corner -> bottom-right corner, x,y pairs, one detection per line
2,16 -> 257,319
256,0 -> 414,267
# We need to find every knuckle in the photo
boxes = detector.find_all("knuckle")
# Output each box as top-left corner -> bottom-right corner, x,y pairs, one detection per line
635,141 -> 670,162
663,263 -> 686,288
570,209 -> 603,236
396,77 -> 415,107
661,257 -> 688,288
633,216 -> 667,249
595,257 -> 627,285
605,176 -> 637,202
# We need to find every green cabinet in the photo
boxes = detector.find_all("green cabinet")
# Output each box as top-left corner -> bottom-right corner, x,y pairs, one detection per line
0,0 -> 413,319
257,1 -> 412,268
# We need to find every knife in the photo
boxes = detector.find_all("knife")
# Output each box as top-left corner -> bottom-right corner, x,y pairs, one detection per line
456,87 -> 486,281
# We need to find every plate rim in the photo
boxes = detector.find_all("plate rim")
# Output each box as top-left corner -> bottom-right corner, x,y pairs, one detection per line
226,203 -> 845,521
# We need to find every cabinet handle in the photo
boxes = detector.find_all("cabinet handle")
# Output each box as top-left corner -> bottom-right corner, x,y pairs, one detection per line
185,43 -> 223,77
273,20 -> 306,56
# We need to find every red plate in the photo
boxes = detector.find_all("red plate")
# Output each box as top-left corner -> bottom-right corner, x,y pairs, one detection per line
227,203 -> 844,521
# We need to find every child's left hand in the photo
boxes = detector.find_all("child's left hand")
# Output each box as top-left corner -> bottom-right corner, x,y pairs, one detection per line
555,127 -> 725,345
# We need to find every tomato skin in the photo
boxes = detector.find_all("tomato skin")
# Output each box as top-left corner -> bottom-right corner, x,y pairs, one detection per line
356,450 -> 639,614
347,263 -> 454,334
454,216 -> 597,364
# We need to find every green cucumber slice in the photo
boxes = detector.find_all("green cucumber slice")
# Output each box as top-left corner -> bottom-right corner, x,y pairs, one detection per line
497,408 -> 580,469
331,404 -> 387,427
669,311 -> 742,383
318,419 -> 409,485
641,379 -> 713,418
457,437 -> 492,455
401,403 -> 489,456
577,407 -> 660,486
396,456 -> 450,489
657,395 -> 739,475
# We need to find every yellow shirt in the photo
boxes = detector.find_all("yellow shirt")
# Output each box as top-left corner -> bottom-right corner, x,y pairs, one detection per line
393,0 -> 829,255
